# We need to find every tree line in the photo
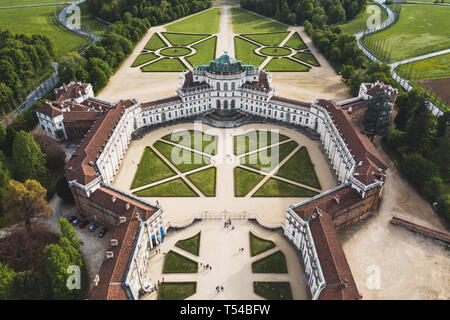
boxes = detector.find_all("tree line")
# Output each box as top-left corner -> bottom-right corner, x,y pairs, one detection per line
0,31 -> 54,115
240,0 -> 367,26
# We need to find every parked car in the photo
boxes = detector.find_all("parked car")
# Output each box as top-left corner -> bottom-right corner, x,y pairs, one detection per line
71,218 -> 81,226
66,215 -> 77,223
79,219 -> 91,229
88,222 -> 99,232
98,227 -> 108,238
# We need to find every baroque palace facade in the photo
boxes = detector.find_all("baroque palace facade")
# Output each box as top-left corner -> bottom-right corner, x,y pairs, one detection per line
37,54 -> 396,300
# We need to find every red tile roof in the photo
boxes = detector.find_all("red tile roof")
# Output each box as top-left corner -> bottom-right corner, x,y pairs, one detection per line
271,95 -> 311,108
55,82 -> 90,102
141,96 -> 182,109
364,82 -> 398,103
36,103 -> 63,118
308,211 -> 360,300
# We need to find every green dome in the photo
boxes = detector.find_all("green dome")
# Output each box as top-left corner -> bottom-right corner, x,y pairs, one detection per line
197,53 -> 256,73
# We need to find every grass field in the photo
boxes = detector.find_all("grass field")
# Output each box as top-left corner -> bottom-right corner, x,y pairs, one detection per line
265,58 -> 310,72
0,0 -> 74,6
284,32 -> 307,50
241,32 -> 289,46
372,4 -> 450,61
253,178 -> 319,197
78,1 -> 108,36
252,251 -> 288,273
158,282 -> 197,300
260,47 -> 291,56
249,232 -> 275,257
144,33 -> 167,50
254,282 -> 293,300
293,52 -> 320,67
163,251 -> 198,273
141,57 -> 187,72
186,36 -> 217,67
234,37 -> 266,66
131,53 -> 158,67
395,53 -> 450,80
338,2 -> 388,35
240,140 -> 299,173
175,232 -> 201,256
162,130 -> 217,155
134,178 -> 199,197
0,6 -> 90,60
234,167 -> 265,197
234,130 -> 290,155
231,8 -> 286,34
276,147 -> 321,189
186,167 -> 216,197
131,147 -> 175,189
153,141 -> 210,173
165,8 -> 221,34
160,47 -> 192,57
162,32 -> 209,46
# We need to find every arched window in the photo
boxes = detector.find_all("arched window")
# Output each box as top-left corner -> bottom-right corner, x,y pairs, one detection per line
216,100 -> 221,109
224,100 -> 228,109
231,82 -> 235,91
216,82 -> 220,91
224,83 -> 228,91
231,100 -> 235,109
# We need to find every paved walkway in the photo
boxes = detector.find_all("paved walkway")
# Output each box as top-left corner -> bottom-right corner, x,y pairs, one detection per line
141,220 -> 310,300
112,123 -> 337,227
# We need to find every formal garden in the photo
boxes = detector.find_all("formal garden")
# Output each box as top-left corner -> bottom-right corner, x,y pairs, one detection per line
231,8 -> 320,72
132,8 -> 221,71
249,232 -> 292,300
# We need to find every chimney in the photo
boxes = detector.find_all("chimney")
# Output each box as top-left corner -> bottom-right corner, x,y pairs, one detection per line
111,196 -> 116,203
93,274 -> 100,287
110,239 -> 118,247
119,216 -> 126,224
334,194 -> 341,204
126,203 -> 131,210
105,251 -> 114,260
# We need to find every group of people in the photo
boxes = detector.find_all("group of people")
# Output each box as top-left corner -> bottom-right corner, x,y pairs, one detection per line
200,262 -> 212,271
224,218 -> 233,229
215,286 -> 224,293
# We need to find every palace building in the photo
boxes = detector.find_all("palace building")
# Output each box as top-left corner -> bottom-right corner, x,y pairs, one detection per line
37,53 -> 395,300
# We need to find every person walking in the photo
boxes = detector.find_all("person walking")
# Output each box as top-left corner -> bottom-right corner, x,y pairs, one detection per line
221,286 -> 224,292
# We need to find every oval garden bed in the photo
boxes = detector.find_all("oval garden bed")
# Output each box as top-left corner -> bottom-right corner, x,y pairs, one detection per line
160,47 -> 192,57
259,47 -> 291,57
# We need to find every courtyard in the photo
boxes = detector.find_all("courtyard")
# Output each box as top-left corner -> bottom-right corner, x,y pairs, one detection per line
140,219 -> 309,300
112,123 -> 336,227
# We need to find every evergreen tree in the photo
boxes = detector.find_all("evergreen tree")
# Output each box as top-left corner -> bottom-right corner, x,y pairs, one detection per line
12,130 -> 47,182
362,92 -> 392,141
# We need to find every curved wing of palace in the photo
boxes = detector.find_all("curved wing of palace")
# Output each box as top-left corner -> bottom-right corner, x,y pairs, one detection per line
36,54 -> 397,300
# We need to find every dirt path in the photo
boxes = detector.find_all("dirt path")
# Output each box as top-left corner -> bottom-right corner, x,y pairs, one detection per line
340,141 -> 450,300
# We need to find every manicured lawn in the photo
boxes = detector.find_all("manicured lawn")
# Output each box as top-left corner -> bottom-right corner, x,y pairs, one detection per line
165,8 -> 221,34
369,4 -> 450,61
133,178 -> 199,197
131,147 -> 176,189
141,58 -> 187,72
240,140 -> 299,173
186,36 -> 217,67
293,52 -> 320,67
241,32 -> 289,46
154,140 -> 210,173
253,178 -> 319,197
260,47 -> 291,56
144,33 -> 167,50
284,32 -> 307,50
162,32 -> 210,46
265,58 -> 310,72
160,47 -> 192,57
163,250 -> 198,273
338,1 -> 388,35
231,8 -> 286,34
276,147 -> 321,189
234,167 -> 265,197
252,251 -> 288,273
234,37 -> 266,67
158,282 -> 197,300
249,232 -> 275,257
395,52 -> 450,80
131,53 -> 158,67
175,232 -> 201,256
186,167 -> 216,197
0,6 -> 90,60
162,130 -> 217,155
254,282 -> 293,300
234,130 -> 290,155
